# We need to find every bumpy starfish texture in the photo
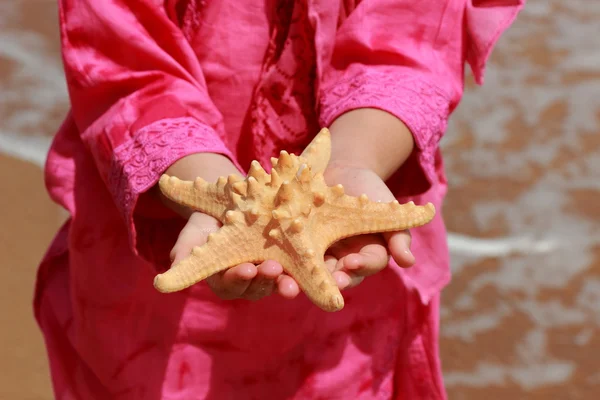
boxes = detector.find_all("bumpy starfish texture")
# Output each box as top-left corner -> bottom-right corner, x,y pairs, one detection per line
155,128 -> 436,312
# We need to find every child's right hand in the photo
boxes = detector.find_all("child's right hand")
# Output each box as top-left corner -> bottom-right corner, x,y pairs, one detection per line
169,211 -> 301,301
158,152 -> 301,302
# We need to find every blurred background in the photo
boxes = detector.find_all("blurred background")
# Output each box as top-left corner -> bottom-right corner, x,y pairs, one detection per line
1,0 -> 598,399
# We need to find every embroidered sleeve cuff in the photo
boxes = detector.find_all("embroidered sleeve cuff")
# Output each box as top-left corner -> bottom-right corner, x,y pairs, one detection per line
318,67 -> 452,195
107,117 -> 243,253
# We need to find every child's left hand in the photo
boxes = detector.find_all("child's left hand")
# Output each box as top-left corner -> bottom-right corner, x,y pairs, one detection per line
320,162 -> 415,290
273,162 -> 415,299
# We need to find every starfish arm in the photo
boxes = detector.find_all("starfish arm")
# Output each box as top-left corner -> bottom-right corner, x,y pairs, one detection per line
158,174 -> 232,220
299,128 -> 331,175
154,225 -> 265,293
313,196 -> 436,252
266,231 -> 344,312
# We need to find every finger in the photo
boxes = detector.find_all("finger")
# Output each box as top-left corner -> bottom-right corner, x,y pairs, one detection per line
275,274 -> 300,299
170,243 -> 196,266
329,234 -> 384,258
324,254 -> 338,273
383,230 -> 414,268
339,243 -> 389,276
332,270 -> 364,290
207,263 -> 257,300
243,260 -> 283,301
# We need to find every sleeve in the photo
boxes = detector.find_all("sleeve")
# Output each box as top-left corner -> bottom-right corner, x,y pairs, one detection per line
318,0 -> 524,195
58,0 -> 243,252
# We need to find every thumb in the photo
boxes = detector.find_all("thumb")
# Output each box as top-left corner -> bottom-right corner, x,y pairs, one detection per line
170,212 -> 221,265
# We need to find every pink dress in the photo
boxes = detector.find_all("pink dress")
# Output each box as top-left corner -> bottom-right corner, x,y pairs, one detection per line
35,1 -> 523,398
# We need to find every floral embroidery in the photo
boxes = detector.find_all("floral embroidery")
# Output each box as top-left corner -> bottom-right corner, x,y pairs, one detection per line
318,69 -> 451,185
108,117 -> 233,226
249,0 -> 320,158
172,0 -> 207,40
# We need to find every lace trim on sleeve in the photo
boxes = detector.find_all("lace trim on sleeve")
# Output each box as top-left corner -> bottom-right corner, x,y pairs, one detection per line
108,117 -> 237,233
318,69 -> 451,185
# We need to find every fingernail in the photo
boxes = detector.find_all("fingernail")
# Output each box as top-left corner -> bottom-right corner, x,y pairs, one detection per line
345,254 -> 362,270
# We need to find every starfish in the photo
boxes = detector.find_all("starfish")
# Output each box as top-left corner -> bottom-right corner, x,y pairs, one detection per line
155,128 -> 436,312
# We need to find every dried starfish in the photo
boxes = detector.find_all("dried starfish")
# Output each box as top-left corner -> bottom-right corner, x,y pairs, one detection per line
155,128 -> 435,312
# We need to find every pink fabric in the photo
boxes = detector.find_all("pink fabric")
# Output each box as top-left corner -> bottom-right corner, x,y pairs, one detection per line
35,0 -> 523,398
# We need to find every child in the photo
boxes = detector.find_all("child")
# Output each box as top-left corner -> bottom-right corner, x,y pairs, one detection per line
35,0 -> 523,398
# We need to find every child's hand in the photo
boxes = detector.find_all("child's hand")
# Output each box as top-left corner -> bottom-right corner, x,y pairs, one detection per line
322,163 -> 416,290
169,211 -> 300,301
162,151 -> 415,302
161,152 -> 300,302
